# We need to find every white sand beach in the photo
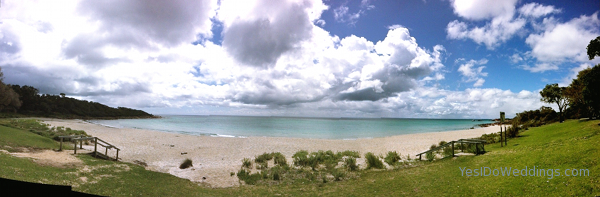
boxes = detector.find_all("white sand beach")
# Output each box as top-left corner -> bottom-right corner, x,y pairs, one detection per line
41,118 -> 501,188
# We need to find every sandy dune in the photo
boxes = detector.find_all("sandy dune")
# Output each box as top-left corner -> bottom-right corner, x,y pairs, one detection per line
40,118 -> 501,188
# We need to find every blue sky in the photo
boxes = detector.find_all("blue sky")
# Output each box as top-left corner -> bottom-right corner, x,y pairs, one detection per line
0,0 -> 599,118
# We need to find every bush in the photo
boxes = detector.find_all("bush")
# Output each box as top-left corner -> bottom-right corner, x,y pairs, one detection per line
255,152 -> 273,164
438,141 -> 447,146
293,150 -> 310,167
478,133 -> 499,144
429,144 -> 438,150
384,151 -> 401,166
340,150 -> 360,158
506,121 -> 520,138
272,152 -> 287,166
331,170 -> 345,181
179,158 -> 193,169
442,146 -> 454,157
365,152 -> 384,169
237,168 -> 262,185
425,152 -> 435,161
242,158 -> 252,169
344,157 -> 358,171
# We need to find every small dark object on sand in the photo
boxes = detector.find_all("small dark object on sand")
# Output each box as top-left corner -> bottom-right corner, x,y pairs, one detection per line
181,152 -> 187,155
134,160 -> 148,167
180,158 -> 193,169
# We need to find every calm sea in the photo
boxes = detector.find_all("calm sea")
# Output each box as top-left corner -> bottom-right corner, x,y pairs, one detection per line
89,115 -> 494,139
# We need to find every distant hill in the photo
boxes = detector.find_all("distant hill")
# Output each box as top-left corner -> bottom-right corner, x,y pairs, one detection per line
7,85 -> 157,119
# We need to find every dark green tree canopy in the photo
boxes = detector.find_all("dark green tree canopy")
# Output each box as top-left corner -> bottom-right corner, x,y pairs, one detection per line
588,36 -> 600,60
540,84 -> 567,122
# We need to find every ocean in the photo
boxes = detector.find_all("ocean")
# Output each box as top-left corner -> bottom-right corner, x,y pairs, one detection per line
89,115 -> 495,139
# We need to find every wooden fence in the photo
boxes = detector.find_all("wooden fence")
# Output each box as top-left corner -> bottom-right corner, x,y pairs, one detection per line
416,139 -> 487,160
58,136 -> 120,161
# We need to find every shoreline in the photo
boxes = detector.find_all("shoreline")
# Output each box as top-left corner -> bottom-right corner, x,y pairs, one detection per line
39,118 -> 502,188
84,117 -> 497,140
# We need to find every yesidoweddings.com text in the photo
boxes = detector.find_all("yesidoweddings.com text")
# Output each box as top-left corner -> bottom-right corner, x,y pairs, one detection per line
459,166 -> 589,179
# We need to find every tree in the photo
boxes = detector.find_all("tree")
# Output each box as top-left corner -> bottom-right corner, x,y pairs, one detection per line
540,84 -> 567,123
587,36 -> 600,60
0,67 -> 22,112
580,65 -> 600,118
564,68 -> 591,118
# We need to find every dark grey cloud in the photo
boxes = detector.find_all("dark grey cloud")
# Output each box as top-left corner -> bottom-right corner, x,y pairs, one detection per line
78,0 -> 214,47
1,63 -> 149,97
222,0 -> 313,68
228,76 -> 325,106
335,75 -> 415,101
61,34 -> 129,68
60,0 -> 214,67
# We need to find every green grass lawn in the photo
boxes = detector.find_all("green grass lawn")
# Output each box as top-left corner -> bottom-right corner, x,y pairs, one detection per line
0,125 -> 60,151
0,119 -> 598,196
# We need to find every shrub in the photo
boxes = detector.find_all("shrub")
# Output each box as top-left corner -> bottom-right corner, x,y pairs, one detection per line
365,152 -> 384,169
340,150 -> 360,158
255,152 -> 273,164
237,168 -> 262,185
272,152 -> 287,166
270,166 -> 285,181
384,151 -> 401,166
242,158 -> 252,169
179,158 -> 193,169
429,144 -> 438,150
331,170 -> 345,181
438,141 -> 447,146
442,146 -> 454,157
506,121 -> 520,138
344,157 -> 358,171
425,152 -> 435,161
478,133 -> 499,144
293,150 -> 310,167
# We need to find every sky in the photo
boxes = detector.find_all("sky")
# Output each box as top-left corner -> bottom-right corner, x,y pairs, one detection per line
0,0 -> 599,119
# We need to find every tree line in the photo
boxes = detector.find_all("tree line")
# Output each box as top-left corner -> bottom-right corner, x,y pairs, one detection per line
540,36 -> 600,123
0,68 -> 155,119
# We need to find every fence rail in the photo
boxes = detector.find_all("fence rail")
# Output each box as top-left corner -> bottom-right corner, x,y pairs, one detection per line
416,139 -> 487,160
58,136 -> 120,161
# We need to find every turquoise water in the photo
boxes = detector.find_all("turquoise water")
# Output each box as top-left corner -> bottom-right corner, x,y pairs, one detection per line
89,115 -> 494,139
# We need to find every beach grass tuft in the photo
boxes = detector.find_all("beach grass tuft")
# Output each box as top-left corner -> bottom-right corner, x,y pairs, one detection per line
344,157 -> 358,171
365,152 -> 384,169
384,151 -> 401,166
242,158 -> 252,169
272,152 -> 287,166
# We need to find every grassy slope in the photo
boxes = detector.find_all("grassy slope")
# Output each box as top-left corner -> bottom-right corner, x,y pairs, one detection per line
0,125 -> 60,151
0,119 -> 598,196
230,119 -> 600,196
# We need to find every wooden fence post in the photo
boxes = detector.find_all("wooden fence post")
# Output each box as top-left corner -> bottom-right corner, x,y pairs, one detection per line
500,126 -> 503,147
116,149 -> 119,161
73,140 -> 77,154
504,126 -> 507,146
451,142 -> 455,157
94,138 -> 97,157
59,137 -> 63,151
